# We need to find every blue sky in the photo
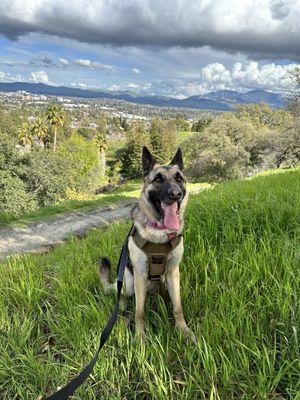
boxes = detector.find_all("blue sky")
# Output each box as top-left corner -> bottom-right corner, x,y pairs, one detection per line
0,0 -> 299,98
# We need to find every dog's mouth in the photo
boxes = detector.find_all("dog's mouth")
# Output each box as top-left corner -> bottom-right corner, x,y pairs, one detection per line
154,200 -> 180,230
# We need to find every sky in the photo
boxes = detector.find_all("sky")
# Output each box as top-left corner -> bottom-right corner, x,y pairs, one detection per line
0,0 -> 300,98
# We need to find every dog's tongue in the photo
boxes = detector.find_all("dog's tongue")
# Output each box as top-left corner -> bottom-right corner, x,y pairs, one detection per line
161,202 -> 179,230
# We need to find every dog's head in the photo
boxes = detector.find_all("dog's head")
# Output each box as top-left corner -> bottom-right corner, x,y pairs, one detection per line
141,146 -> 187,229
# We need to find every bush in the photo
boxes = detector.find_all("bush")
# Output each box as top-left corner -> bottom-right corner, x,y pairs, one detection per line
184,114 -> 254,181
0,171 -> 37,216
184,131 -> 249,181
191,117 -> 212,132
24,149 -> 70,206
57,134 -> 100,193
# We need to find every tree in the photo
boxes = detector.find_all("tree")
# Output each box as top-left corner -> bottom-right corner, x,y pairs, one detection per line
18,122 -> 33,149
184,114 -> 256,181
191,117 -> 213,132
174,117 -> 190,132
95,117 -> 108,179
46,104 -> 65,152
57,134 -> 100,193
288,67 -> 300,114
120,123 -> 150,178
31,118 -> 48,148
150,119 -> 177,164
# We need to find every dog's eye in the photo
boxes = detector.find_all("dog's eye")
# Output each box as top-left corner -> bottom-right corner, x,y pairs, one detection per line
154,174 -> 164,183
175,173 -> 183,183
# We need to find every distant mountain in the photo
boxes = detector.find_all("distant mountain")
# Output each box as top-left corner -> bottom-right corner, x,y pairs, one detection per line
0,82 -> 285,110
203,89 -> 285,109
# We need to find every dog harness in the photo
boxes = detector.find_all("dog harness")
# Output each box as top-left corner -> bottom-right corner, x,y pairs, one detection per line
130,225 -> 182,281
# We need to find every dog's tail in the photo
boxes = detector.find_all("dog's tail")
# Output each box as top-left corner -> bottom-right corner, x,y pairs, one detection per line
98,257 -> 112,294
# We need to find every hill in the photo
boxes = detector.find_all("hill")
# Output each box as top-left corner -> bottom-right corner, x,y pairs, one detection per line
0,82 -> 285,110
0,169 -> 299,398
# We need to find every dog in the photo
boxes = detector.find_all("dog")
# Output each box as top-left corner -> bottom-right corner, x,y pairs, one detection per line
99,146 -> 195,341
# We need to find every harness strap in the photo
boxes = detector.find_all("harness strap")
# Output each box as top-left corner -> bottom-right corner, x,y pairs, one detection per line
44,226 -> 132,400
130,226 -> 182,281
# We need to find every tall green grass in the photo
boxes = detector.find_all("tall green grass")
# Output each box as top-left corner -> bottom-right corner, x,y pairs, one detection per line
0,169 -> 299,399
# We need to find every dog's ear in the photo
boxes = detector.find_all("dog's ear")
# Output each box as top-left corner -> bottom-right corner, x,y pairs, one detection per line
170,148 -> 184,170
142,146 -> 155,177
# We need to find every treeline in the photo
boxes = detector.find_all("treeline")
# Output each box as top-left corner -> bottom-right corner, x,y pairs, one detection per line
184,103 -> 299,181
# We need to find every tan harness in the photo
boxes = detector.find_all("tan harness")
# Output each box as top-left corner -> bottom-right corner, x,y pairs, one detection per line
130,225 -> 182,281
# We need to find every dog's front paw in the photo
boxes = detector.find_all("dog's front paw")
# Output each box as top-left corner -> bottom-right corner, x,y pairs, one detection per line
135,326 -> 146,343
181,327 -> 197,344
187,330 -> 197,344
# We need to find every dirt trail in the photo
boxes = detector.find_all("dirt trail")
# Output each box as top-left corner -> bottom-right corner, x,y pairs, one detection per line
0,187 -> 207,261
0,200 -> 135,260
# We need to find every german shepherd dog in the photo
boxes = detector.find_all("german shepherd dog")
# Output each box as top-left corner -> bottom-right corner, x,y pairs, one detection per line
99,147 -> 195,341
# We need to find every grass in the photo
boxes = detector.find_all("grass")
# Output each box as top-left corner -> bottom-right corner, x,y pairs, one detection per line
0,169 -> 299,399
0,181 -> 209,228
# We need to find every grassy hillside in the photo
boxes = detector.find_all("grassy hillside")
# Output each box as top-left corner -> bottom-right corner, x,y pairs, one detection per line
0,170 -> 299,399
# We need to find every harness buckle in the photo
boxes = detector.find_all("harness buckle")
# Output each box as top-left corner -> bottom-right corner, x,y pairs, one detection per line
148,275 -> 161,281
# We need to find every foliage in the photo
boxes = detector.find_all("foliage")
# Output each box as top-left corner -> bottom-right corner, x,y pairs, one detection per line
57,134 -> 100,193
274,125 -> 300,167
30,117 -> 48,147
24,149 -> 70,207
18,122 -> 33,148
46,104 -> 65,152
184,113 -> 255,180
0,170 -> 299,399
120,123 -> 150,178
149,119 -> 178,164
236,103 -> 293,130
0,106 -> 23,138
184,105 -> 299,180
0,170 -> 37,216
191,117 -> 213,132
173,117 -> 190,132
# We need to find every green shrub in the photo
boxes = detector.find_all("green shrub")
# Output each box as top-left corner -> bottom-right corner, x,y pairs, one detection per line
57,134 -> 100,192
24,149 -> 70,207
184,114 -> 255,181
0,171 -> 37,216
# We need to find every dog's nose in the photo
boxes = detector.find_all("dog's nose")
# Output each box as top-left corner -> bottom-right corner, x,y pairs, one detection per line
168,188 -> 182,201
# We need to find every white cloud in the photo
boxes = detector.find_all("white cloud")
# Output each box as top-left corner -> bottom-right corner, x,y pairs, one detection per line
125,82 -> 140,89
108,84 -> 122,91
0,70 -> 26,82
132,68 -> 141,75
200,61 -> 298,92
59,58 -> 69,66
30,70 -> 50,84
105,62 -> 299,97
75,58 -> 117,72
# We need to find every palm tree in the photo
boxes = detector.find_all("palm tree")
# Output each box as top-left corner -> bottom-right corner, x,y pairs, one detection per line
31,118 -> 48,148
95,118 -> 108,178
46,104 -> 65,152
18,122 -> 33,149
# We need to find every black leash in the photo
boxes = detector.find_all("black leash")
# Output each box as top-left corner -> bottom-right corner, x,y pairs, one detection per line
45,226 -> 132,400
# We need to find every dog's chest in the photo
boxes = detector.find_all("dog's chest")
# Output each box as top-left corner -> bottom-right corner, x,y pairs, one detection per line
128,233 -> 184,280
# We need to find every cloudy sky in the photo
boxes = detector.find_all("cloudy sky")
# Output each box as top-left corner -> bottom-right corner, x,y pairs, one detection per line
0,0 -> 299,98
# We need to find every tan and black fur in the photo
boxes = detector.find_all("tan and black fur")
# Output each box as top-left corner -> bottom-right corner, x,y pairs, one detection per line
99,147 -> 195,341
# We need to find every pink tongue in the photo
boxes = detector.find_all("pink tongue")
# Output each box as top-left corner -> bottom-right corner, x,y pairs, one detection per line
161,202 -> 180,230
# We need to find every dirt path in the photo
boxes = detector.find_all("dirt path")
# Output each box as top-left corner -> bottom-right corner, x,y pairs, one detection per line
0,200 -> 135,260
